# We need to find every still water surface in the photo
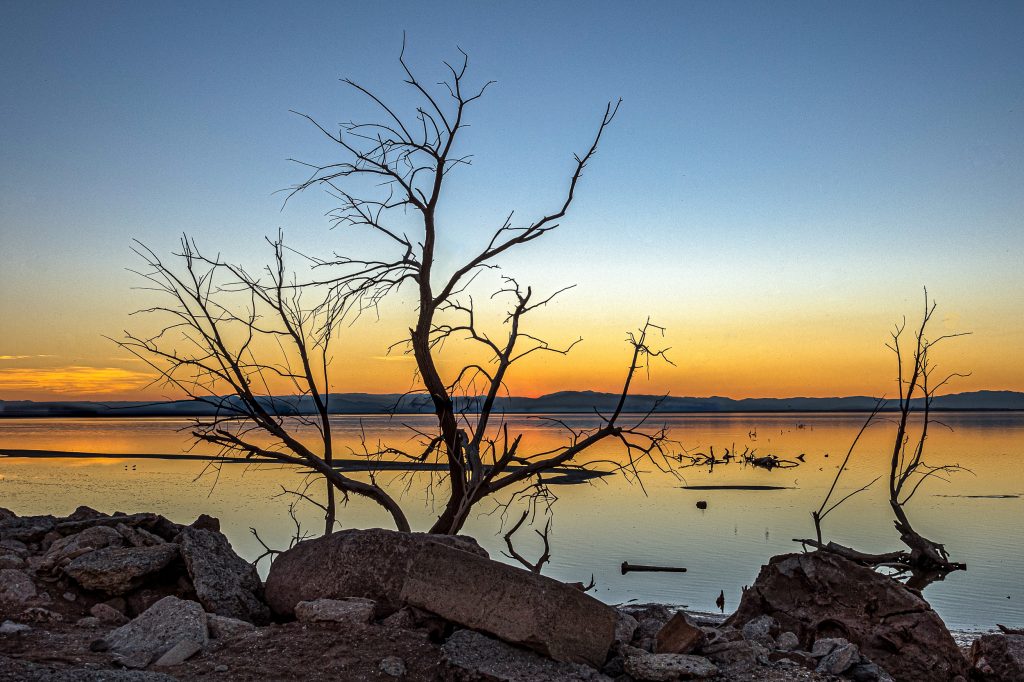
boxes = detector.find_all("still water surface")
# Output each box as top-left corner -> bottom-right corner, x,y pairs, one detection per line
1,412 -> 1021,630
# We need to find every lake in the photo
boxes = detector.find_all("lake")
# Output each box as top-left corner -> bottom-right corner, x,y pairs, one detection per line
1,412 -> 1021,631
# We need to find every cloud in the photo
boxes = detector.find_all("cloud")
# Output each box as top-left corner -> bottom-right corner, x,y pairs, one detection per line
0,366 -> 156,395
0,354 -> 55,361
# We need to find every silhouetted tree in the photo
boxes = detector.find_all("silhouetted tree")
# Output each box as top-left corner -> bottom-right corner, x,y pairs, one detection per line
797,289 -> 968,586
121,42 -> 678,537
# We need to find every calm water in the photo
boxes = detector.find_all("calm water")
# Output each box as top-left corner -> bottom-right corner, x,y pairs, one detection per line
1,412 -> 1022,630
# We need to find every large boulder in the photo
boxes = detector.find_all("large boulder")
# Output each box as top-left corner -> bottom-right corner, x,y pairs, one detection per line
0,514 -> 57,543
400,541 -> 617,667
64,544 -> 180,595
176,526 -> 269,624
441,628 -> 611,681
264,527 -> 487,617
103,596 -> 209,669
971,633 -> 1024,680
728,551 -> 968,682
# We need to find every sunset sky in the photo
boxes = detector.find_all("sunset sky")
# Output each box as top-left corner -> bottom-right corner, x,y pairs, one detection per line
1,2 -> 1022,402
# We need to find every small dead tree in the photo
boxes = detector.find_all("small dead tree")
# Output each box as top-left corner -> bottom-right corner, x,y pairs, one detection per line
117,234 -> 410,535
286,41 -> 679,536
796,289 -> 969,586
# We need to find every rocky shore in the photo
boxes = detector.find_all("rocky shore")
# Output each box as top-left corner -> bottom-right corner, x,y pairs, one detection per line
1,506 -> 1021,681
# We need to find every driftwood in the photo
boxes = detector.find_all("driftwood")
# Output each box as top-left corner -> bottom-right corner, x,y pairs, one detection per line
621,561 -> 687,574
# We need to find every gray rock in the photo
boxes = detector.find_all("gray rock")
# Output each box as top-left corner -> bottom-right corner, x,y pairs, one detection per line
775,630 -> 800,651
614,611 -> 639,644
848,661 -> 895,681
701,639 -> 758,674
379,655 -> 407,677
0,539 -> 29,556
152,638 -> 203,666
104,596 -> 209,669
441,629 -> 611,681
294,597 -> 376,624
214,664 -> 229,673
0,620 -> 31,634
76,616 -> 102,628
816,640 -> 862,675
401,541 -> 616,666
41,525 -> 124,571
741,614 -> 778,647
264,527 -> 487,618
0,568 -> 37,604
621,646 -> 718,681
207,613 -> 256,639
811,636 -> 849,657
176,526 -> 269,624
0,514 -> 57,543
0,508 -> 15,522
0,554 -> 25,569
64,544 -> 179,595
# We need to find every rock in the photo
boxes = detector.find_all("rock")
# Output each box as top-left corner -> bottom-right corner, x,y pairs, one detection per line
214,664 -> 229,673
41,525 -> 125,571
264,527 -> 487,618
811,636 -> 848,657
117,523 -> 166,548
67,506 -> 105,522
614,610 -> 639,644
55,512 -> 183,541
0,554 -> 25,569
190,514 -> 221,532
621,645 -> 718,680
207,613 -> 256,639
125,580 -> 195,617
728,551 -> 967,682
0,654 -> 180,680
655,611 -> 705,654
152,638 -> 203,666
176,526 -> 269,624
401,541 -> 616,666
294,597 -> 376,624
77,616 -> 102,628
103,596 -> 209,669
92,602 -> 131,625
740,614 -> 778,647
776,630 -> 800,651
441,628 -> 611,681
695,501 -> 707,510
0,620 -> 31,634
0,508 -> 15,522
379,655 -> 407,677
0,539 -> 28,556
970,633 -> 1024,681
848,661 -> 895,681
624,604 -> 674,651
64,544 -> 179,595
816,639 -> 862,675
701,639 -> 759,674
0,514 -> 57,543
0,568 -> 37,604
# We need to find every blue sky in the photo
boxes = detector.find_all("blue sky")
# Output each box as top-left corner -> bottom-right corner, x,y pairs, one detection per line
1,1 -> 1022,399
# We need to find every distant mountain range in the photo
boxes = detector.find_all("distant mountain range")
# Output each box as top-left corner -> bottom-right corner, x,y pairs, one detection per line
2,390 -> 1023,418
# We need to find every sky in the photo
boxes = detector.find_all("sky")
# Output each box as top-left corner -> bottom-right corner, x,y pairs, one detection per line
1,1 -> 1022,402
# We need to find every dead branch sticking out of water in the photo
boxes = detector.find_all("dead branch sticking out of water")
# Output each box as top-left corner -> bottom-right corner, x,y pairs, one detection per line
795,289 -> 970,589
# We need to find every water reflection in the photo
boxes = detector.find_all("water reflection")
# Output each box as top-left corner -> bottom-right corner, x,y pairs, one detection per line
1,412 -> 1021,630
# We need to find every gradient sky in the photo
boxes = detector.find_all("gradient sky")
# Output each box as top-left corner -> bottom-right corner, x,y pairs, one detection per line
1,1 -> 1022,401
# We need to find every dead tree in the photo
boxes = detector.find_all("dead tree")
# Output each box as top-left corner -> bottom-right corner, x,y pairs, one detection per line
796,289 -> 968,586
287,41 -> 678,535
116,234 -> 410,535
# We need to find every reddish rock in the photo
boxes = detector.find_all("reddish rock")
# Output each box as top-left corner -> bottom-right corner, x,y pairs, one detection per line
728,551 -> 968,682
400,541 -> 616,667
655,611 -> 706,654
971,633 -> 1024,681
264,528 -> 487,618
